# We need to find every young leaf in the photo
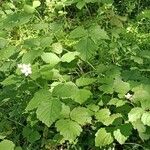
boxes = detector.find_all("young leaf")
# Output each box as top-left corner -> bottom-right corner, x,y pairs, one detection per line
95,108 -> 111,123
70,107 -> 91,125
95,128 -> 113,147
132,119 -> 146,133
128,107 -> 144,122
33,0 -> 41,8
0,140 -> 15,150
141,112 -> 150,126
36,98 -> 62,127
52,42 -> 63,54
55,119 -> 82,143
108,98 -> 126,107
113,77 -> 130,96
113,129 -> 128,145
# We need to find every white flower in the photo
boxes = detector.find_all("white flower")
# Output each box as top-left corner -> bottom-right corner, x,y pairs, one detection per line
125,93 -> 133,100
18,63 -> 32,76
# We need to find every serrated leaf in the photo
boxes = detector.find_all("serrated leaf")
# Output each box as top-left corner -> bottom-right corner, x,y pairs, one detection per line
113,129 -> 127,144
52,82 -> 78,98
70,107 -> 91,125
0,46 -> 16,61
76,1 -> 86,9
24,5 -> 35,14
108,98 -> 126,107
128,107 -> 144,122
52,42 -> 63,54
95,108 -> 110,123
61,51 -> 79,63
55,119 -> 82,143
95,109 -> 121,126
72,88 -> 92,104
36,98 -> 62,127
95,128 -> 113,147
22,126 -> 41,143
26,89 -> 51,112
74,37 -> 98,60
90,25 -> 109,43
132,119 -> 146,133
113,77 -> 130,96
0,140 -> 15,150
22,50 -> 42,64
60,103 -> 70,118
33,0 -> 41,8
104,114 -> 122,126
41,52 -> 60,67
69,26 -> 87,39
0,37 -> 8,48
76,77 -> 96,87
141,112 -> 150,126
139,132 -> 150,141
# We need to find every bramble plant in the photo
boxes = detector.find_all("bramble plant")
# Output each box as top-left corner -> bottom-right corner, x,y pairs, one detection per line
0,0 -> 150,150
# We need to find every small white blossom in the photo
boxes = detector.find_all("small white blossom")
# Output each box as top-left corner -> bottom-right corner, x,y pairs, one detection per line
125,93 -> 133,100
18,63 -> 32,76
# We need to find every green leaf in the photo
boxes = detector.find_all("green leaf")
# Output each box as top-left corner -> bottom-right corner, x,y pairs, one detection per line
33,0 -> 41,8
95,128 -> 113,147
113,129 -> 127,144
52,42 -> 63,54
1,75 -> 22,86
60,103 -> 70,118
113,77 -> 130,97
0,37 -> 8,48
55,119 -> 82,143
89,25 -> 109,42
128,107 -> 144,122
23,126 -> 41,143
0,140 -> 15,150
23,5 -> 35,14
0,46 -> 16,61
74,37 -> 98,60
26,89 -> 52,112
76,77 -> 96,87
2,12 -> 32,29
76,1 -> 86,9
141,112 -> 150,126
52,82 -> 78,98
132,119 -> 146,133
22,50 -> 42,64
95,108 -> 110,123
132,85 -> 150,101
70,107 -> 91,125
36,98 -> 62,127
104,114 -> 122,126
41,52 -> 60,67
61,51 -> 79,63
72,89 -> 92,104
108,98 -> 126,107
95,109 -> 121,126
139,132 -> 150,141
69,26 -> 87,39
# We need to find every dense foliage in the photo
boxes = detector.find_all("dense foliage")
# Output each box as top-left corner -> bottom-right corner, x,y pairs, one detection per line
0,0 -> 150,149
